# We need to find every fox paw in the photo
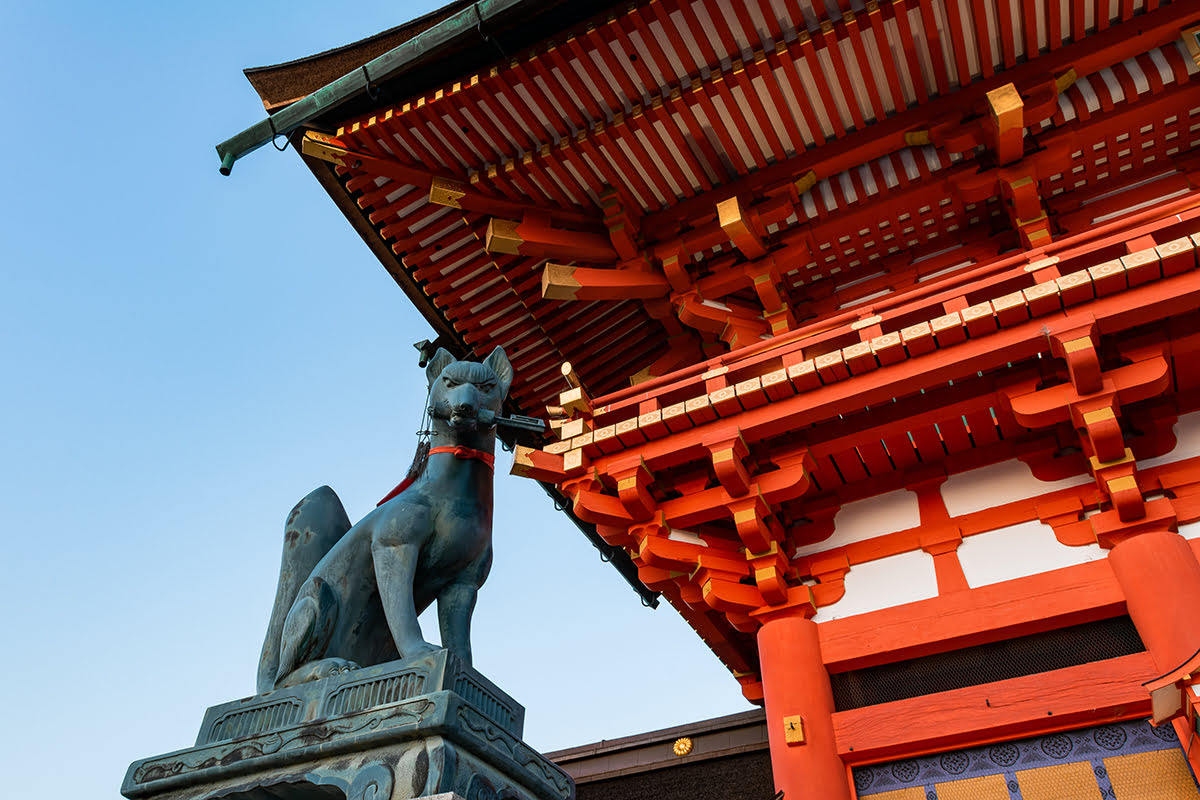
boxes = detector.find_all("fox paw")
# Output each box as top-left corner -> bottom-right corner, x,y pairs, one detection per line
276,657 -> 360,688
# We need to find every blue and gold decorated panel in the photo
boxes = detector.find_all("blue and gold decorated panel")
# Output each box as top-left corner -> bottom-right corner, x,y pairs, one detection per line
854,719 -> 1198,799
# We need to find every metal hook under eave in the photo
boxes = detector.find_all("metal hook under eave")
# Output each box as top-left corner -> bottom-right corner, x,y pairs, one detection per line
474,2 -> 507,61
362,65 -> 381,101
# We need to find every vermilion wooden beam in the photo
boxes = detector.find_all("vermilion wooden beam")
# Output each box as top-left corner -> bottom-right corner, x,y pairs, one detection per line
302,131 -> 598,229
540,264 -> 670,301
986,83 -> 1025,165
578,267 -> 1200,479
640,0 -> 1200,240
484,215 -> 615,262
1007,356 -> 1171,427
575,198 -> 1200,423
915,0 -> 951,96
819,556 -> 1126,672
891,0 -> 932,105
833,652 -> 1156,764
717,196 -> 768,259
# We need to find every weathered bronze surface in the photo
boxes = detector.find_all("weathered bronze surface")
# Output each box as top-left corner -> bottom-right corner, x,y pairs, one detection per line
122,651 -> 573,800
122,347 -> 573,799
259,347 -> 513,692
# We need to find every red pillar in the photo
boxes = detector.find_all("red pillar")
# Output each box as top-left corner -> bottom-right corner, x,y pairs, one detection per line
757,608 -> 852,800
1107,530 -> 1200,672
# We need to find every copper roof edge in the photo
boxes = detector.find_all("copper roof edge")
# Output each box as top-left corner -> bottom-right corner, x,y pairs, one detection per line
545,708 -> 767,763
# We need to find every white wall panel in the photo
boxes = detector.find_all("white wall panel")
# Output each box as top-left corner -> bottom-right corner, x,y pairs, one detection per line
941,460 -> 1092,517
813,549 -> 939,622
958,519 -> 1106,588
794,489 -> 921,557
1176,520 -> 1200,540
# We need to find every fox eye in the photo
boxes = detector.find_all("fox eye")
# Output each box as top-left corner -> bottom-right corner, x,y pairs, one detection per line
443,377 -> 459,387
477,382 -> 496,392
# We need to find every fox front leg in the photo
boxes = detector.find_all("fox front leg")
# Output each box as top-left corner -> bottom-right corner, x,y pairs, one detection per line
436,583 -> 478,665
437,547 -> 491,666
372,522 -> 439,659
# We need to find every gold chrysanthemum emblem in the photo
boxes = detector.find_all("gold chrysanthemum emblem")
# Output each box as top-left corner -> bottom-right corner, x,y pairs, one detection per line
673,737 -> 694,756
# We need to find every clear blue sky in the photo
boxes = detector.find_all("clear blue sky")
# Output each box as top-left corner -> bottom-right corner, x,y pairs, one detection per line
1,1 -> 749,796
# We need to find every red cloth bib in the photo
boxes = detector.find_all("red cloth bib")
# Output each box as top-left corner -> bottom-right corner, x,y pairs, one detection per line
376,445 -> 495,506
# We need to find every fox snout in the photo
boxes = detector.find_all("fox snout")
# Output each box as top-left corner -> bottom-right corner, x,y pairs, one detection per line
446,383 -> 481,414
431,383 -> 487,428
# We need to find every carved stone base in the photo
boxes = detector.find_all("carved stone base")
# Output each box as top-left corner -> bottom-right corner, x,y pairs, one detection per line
121,651 -> 573,800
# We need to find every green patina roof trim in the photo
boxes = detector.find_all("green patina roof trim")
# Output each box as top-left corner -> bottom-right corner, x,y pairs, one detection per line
215,0 -> 531,175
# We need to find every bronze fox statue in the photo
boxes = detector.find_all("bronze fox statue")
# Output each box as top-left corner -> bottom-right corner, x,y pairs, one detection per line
256,347 -> 512,692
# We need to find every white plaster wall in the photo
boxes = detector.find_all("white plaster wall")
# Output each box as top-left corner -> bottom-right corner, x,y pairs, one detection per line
667,529 -> 707,546
1137,410 -> 1200,469
812,549 -> 939,622
793,489 -> 921,558
1176,520 -> 1200,540
940,459 -> 1092,517
957,519 -> 1106,589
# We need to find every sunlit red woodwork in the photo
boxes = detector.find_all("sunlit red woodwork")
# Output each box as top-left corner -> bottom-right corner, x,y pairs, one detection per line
512,203 -> 1200,797
250,0 -> 1200,795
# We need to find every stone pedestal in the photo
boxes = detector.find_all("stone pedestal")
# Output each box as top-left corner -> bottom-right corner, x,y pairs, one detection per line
121,651 -> 573,800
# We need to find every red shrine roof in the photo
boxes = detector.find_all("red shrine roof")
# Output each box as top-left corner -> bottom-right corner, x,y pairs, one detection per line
226,0 -> 1200,677
235,0 -> 1200,410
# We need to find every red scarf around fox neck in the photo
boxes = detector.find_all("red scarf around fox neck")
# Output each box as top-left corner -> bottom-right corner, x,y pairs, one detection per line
376,444 -> 494,507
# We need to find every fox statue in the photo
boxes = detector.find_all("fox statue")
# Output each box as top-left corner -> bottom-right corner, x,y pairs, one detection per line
256,346 -> 513,692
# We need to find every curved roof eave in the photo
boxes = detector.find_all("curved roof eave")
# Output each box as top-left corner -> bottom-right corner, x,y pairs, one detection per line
215,0 -> 618,175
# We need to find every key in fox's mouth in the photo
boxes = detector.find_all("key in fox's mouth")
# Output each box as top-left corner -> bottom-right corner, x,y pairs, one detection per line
432,405 -> 497,430
449,412 -> 477,429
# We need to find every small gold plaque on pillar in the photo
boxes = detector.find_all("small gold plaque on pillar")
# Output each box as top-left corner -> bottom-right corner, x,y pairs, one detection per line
783,715 -> 805,745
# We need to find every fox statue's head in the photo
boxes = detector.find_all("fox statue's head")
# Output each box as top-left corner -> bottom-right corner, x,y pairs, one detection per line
425,346 -> 513,435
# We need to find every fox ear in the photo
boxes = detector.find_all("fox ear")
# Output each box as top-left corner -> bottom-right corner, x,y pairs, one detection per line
483,346 -> 513,397
425,348 -> 456,386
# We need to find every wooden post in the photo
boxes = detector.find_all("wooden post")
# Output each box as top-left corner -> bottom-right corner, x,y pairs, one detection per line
757,604 -> 852,800
1107,530 -> 1200,673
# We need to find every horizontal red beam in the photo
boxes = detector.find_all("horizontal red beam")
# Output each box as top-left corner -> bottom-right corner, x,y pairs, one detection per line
595,266 -> 1200,476
833,651 -> 1156,764
819,558 -> 1125,673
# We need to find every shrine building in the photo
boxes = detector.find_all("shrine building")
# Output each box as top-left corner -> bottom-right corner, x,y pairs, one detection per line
220,0 -> 1200,796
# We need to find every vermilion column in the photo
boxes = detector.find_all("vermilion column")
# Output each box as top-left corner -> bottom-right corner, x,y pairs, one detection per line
1107,530 -> 1200,672
757,606 -> 852,800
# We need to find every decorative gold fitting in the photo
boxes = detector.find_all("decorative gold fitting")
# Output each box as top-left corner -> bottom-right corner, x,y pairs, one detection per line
1082,407 -> 1116,424
1055,67 -> 1078,94
1107,475 -> 1139,494
484,218 -> 522,255
1182,26 -> 1200,68
429,176 -> 468,209
1089,448 -> 1135,471
783,715 -> 806,745
794,170 -> 818,194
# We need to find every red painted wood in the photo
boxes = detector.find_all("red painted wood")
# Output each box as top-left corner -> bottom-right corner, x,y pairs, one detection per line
759,612 -> 853,800
1108,530 -> 1200,672
818,557 -> 1126,672
833,652 -> 1157,763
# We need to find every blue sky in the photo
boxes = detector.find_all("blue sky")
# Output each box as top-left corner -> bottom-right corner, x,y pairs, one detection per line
0,2 -> 749,796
